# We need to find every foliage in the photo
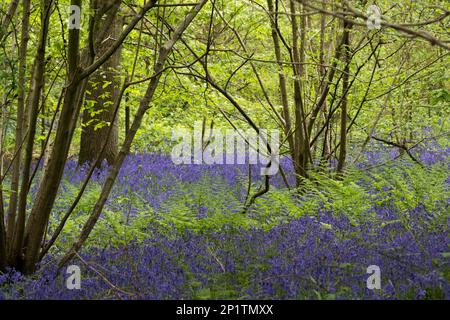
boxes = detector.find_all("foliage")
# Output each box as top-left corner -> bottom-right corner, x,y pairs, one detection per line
1,142 -> 449,300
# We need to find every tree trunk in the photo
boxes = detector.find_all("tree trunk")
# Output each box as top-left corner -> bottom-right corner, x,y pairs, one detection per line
0,0 -> 19,43
337,19 -> 352,174
267,0 -> 295,168
0,200 -> 6,271
10,0 -> 52,268
6,0 -> 30,263
289,0 -> 308,185
79,2 -> 122,166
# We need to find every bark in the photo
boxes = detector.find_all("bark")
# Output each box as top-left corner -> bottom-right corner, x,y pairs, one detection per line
79,0 -> 122,166
267,0 -> 294,164
319,0 -> 330,163
19,0 -> 85,274
0,0 -> 19,43
6,0 -> 30,261
0,197 -> 5,271
289,0 -> 308,184
10,0 -> 52,267
337,19 -> 352,174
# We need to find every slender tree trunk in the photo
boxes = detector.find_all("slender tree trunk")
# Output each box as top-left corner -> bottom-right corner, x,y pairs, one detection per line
319,0 -> 330,164
6,0 -> 30,262
267,0 -> 295,165
17,0 -> 81,274
0,0 -> 19,43
10,0 -> 52,268
0,90 -> 8,270
337,19 -> 352,174
289,0 -> 308,185
0,198 -> 6,271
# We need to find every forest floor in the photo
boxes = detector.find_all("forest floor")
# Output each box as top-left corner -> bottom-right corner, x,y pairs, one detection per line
0,139 -> 449,300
